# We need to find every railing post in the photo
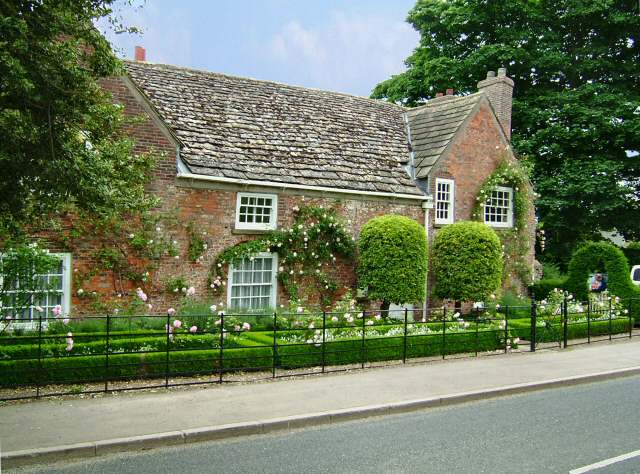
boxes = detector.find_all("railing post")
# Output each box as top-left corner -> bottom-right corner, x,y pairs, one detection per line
165,312 -> 170,388
530,295 -> 537,353
104,313 -> 110,393
272,312 -> 277,378
321,311 -> 326,373
562,292 -> 569,348
630,301 -> 634,339
609,297 -> 613,341
218,312 -> 225,383
587,298 -> 591,344
361,310 -> 366,369
504,306 -> 509,353
441,309 -> 446,359
37,310 -> 43,398
475,306 -> 479,357
403,307 -> 408,364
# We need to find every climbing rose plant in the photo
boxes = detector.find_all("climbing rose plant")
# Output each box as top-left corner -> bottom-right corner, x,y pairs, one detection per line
210,205 -> 355,306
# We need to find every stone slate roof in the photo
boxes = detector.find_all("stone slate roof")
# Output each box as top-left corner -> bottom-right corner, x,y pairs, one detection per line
405,93 -> 484,179
124,61 -> 422,196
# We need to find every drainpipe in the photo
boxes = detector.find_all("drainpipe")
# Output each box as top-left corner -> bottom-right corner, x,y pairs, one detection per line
422,195 -> 434,320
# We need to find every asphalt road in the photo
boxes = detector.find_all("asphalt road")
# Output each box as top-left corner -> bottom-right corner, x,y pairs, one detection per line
9,376 -> 640,474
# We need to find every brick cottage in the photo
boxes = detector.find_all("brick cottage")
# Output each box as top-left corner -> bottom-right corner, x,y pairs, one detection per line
31,49 -> 535,318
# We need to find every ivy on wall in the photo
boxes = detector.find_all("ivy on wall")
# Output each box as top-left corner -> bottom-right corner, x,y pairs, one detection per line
210,205 -> 356,306
51,208 -> 183,313
471,157 -> 536,287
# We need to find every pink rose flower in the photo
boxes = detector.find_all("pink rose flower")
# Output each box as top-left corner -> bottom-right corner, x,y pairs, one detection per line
186,286 -> 196,296
189,326 -> 198,333
136,288 -> 148,302
242,322 -> 251,331
172,319 -> 182,328
167,308 -> 176,316
52,305 -> 62,317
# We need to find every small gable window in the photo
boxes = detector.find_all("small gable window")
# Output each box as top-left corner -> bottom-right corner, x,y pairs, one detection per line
435,178 -> 454,225
484,186 -> 513,228
235,193 -> 278,230
228,253 -> 278,310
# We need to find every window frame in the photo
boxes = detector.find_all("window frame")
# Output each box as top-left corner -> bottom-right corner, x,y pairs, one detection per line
0,252 -> 72,323
483,186 -> 514,228
227,252 -> 278,310
235,192 -> 278,231
434,178 -> 455,225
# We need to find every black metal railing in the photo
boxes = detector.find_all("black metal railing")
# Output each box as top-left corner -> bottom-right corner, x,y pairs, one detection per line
0,297 -> 638,401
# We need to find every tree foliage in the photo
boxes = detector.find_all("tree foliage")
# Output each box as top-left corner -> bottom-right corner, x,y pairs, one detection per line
372,0 -> 640,267
0,0 -> 154,236
432,221 -> 503,302
357,215 -> 428,308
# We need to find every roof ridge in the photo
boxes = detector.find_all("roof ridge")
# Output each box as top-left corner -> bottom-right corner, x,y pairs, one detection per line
123,60 -> 406,111
405,92 -> 484,115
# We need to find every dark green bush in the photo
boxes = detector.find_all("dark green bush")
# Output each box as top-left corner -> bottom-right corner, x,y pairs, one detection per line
565,242 -> 639,302
530,277 -> 568,299
622,242 -> 640,267
357,215 -> 428,305
432,221 -> 503,302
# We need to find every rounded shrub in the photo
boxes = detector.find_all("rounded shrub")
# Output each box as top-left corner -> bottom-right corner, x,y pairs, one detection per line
432,221 -> 503,302
566,241 -> 639,302
357,215 -> 428,307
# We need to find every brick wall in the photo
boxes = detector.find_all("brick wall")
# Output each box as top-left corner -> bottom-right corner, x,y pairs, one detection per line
57,76 -> 425,314
427,101 -> 536,307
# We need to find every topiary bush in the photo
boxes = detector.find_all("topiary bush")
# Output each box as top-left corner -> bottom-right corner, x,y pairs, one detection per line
432,221 -> 503,302
357,215 -> 428,309
566,241 -> 639,302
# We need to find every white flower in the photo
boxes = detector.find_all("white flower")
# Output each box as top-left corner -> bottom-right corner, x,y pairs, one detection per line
366,320 -> 374,326
297,306 -> 304,313
278,266 -> 284,272
77,288 -> 84,295
129,233 -> 135,239
308,322 -> 315,329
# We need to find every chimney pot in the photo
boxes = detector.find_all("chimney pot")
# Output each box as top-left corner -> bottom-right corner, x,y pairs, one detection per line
446,88 -> 454,95
498,67 -> 507,77
435,92 -> 444,97
486,71 -> 496,78
134,46 -> 146,62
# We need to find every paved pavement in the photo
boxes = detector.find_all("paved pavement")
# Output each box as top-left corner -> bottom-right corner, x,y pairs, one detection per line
9,375 -> 640,473
1,339 -> 640,468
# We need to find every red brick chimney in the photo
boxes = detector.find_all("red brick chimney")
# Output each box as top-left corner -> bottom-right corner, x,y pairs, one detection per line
477,67 -> 514,140
446,88 -> 454,95
134,46 -> 146,62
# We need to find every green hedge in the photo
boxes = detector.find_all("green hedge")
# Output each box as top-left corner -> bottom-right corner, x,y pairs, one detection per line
0,345 -> 273,387
508,317 -> 631,343
243,327 -> 509,369
0,333 -> 237,360
0,326 -> 512,387
566,242 -> 639,302
529,277 -> 568,300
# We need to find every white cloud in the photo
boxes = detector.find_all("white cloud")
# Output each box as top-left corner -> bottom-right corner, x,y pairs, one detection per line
264,10 -> 418,96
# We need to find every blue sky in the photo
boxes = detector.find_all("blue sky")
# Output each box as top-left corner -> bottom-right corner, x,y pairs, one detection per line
99,0 -> 419,97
